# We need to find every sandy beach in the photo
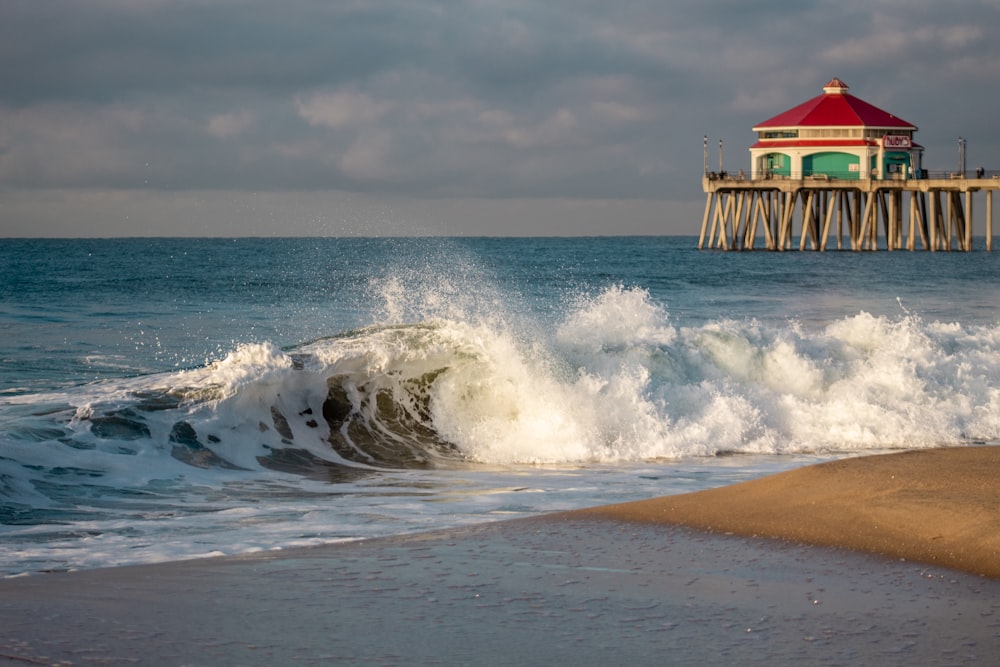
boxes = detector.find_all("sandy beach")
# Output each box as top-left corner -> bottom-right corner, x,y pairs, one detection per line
573,446 -> 1000,579
2,447 -> 999,665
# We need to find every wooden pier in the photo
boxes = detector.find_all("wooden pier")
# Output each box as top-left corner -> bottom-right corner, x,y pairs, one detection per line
699,174 -> 998,251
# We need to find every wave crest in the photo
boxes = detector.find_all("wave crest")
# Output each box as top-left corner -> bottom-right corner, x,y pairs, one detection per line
7,287 -> 1000,483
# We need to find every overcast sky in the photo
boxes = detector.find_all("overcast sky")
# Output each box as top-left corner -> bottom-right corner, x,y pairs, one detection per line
2,0 -> 999,237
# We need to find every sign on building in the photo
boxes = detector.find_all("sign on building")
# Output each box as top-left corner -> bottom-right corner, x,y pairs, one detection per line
883,135 -> 912,149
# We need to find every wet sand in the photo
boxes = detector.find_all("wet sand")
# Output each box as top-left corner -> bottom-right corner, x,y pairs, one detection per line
2,447 -> 999,665
573,446 -> 1000,579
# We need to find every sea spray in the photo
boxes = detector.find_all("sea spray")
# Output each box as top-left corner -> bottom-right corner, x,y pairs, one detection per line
6,287 -> 1000,490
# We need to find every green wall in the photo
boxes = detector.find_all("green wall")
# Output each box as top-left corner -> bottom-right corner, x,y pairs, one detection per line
763,153 -> 790,177
803,152 -> 860,179
880,151 -> 911,178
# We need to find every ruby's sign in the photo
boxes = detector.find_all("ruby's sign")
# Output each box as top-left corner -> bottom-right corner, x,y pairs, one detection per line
883,135 -> 912,148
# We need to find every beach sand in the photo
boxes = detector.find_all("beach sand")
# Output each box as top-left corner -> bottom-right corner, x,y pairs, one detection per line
1,447 -> 999,665
582,446 -> 1000,577
573,446 -> 1000,579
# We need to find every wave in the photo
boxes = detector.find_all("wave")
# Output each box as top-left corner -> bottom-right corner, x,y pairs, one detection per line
3,285 -> 1000,502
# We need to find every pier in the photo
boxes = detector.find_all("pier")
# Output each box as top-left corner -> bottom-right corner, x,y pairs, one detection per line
699,173 -> 998,251
700,78 -> 996,251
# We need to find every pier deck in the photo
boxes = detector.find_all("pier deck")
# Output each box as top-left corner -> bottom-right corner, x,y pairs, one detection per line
700,175 -> 997,251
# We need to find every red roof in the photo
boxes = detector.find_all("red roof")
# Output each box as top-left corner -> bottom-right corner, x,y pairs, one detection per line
754,79 -> 915,130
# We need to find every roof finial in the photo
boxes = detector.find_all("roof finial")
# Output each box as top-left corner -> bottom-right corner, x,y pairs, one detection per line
823,78 -> 849,94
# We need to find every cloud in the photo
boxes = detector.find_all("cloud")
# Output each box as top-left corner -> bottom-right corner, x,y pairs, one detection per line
296,91 -> 390,129
2,0 -> 1000,235
339,130 -> 394,181
471,107 -> 578,149
0,102 -> 156,187
206,111 -> 255,138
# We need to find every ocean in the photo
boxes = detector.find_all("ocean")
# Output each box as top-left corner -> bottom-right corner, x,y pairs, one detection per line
2,236 -> 999,576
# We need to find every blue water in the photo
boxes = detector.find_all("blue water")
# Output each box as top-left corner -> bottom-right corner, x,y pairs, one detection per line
2,237 -> 999,574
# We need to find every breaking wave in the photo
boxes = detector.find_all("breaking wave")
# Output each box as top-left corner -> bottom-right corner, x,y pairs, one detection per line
4,285 -> 1000,492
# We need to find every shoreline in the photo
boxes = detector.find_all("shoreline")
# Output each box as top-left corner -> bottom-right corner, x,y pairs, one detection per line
2,446 -> 1000,665
567,446 -> 1000,579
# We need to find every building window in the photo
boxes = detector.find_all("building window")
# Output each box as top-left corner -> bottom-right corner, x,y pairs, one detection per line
799,128 -> 859,138
761,130 -> 798,139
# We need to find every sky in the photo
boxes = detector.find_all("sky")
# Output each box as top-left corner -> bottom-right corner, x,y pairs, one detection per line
2,0 -> 999,237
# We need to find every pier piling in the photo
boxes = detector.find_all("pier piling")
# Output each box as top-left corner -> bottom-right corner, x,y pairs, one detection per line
700,175 -> 997,251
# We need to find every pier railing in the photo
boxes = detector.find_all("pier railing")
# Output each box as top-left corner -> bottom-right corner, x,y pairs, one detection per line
705,170 -> 1000,182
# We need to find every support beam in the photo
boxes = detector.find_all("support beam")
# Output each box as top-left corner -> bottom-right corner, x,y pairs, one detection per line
800,191 -> 814,251
858,190 -> 876,250
820,191 -> 837,251
916,191 -> 929,250
966,190 -> 973,252
988,190 -> 994,252
698,177 -> 996,252
698,193 -> 713,250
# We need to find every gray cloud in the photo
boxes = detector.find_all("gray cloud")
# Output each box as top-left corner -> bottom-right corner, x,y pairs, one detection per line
1,0 -> 999,235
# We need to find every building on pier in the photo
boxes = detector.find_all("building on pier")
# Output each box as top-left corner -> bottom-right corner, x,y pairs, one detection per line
700,79 -> 996,252
750,78 -> 923,181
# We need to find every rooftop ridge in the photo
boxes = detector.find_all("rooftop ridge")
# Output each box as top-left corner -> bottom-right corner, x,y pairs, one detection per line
754,79 -> 914,130
823,77 -> 849,94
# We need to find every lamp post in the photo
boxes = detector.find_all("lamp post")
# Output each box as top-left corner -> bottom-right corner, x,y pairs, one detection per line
703,135 -> 708,175
958,136 -> 966,177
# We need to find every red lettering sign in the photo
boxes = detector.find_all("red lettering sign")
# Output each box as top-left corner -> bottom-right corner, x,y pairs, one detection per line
883,135 -> 912,148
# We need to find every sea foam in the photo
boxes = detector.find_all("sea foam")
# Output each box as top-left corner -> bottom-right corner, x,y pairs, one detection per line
184,284 -> 1000,465
6,284 -> 999,481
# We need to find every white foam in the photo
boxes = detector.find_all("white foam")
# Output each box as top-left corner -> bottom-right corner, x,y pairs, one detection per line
8,284 -> 1000,475
183,288 -> 1000,463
